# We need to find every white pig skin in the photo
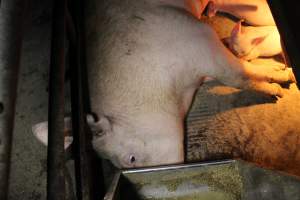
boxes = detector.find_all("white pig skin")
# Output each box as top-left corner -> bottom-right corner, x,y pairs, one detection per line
225,20 -> 282,60
32,0 -> 295,169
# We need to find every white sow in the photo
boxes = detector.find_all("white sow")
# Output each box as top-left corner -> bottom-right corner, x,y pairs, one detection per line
33,0 -> 294,169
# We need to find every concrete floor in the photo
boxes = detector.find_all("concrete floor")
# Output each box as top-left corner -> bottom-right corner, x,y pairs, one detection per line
8,1 -> 52,199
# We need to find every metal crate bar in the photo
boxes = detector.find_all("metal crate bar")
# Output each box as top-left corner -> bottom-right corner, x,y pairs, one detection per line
47,0 -> 67,199
68,2 -> 92,199
0,0 -> 25,199
268,0 -> 300,85
68,0 -> 105,198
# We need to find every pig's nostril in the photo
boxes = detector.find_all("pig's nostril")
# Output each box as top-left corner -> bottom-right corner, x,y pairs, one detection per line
129,155 -> 136,163
0,102 -> 3,114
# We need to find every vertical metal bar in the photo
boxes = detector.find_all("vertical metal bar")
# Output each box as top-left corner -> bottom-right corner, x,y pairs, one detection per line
267,0 -> 300,85
79,0 -> 106,197
68,1 -> 93,199
0,0 -> 24,199
68,0 -> 106,198
103,172 -> 121,200
47,0 -> 67,199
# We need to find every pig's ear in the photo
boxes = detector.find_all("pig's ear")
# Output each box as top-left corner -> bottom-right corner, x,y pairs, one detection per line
231,20 -> 244,38
251,36 -> 267,46
86,114 -> 112,138
32,117 -> 73,149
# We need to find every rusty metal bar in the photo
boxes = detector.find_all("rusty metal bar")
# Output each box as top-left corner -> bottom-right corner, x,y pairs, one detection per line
69,30 -> 93,199
68,10 -> 92,200
68,0 -> 106,198
267,0 -> 300,85
0,0 -> 25,199
68,1 -> 95,200
68,2 -> 92,200
47,0 -> 67,199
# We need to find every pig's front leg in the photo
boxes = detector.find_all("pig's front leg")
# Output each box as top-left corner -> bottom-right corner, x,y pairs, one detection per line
238,61 -> 295,97
212,57 -> 294,97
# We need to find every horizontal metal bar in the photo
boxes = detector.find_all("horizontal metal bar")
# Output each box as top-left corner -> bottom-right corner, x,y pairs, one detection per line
122,159 -> 234,175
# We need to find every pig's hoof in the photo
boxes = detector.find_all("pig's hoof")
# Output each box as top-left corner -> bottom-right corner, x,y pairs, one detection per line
288,68 -> 296,83
249,81 -> 284,97
273,64 -> 286,71
262,83 -> 284,97
271,83 -> 284,98
265,83 -> 284,98
275,85 -> 284,97
265,67 -> 295,84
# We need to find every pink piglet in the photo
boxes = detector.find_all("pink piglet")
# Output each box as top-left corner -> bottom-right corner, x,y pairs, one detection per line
224,20 -> 282,60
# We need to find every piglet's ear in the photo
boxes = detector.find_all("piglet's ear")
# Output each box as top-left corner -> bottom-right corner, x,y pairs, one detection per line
86,114 -> 112,138
32,117 -> 73,150
251,36 -> 267,46
231,20 -> 244,38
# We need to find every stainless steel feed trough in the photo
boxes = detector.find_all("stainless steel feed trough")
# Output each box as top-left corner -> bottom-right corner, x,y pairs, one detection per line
105,160 -> 300,200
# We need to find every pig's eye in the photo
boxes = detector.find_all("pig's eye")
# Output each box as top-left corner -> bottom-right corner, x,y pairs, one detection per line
129,155 -> 136,163
94,129 -> 104,137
